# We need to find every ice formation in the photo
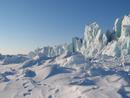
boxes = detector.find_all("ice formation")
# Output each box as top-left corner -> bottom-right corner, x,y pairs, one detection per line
81,22 -> 108,57
72,37 -> 83,52
26,14 -> 130,58
103,14 -> 130,57
28,44 -> 70,58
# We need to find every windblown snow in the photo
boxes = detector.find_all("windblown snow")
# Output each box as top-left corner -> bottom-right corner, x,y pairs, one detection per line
1,14 -> 130,98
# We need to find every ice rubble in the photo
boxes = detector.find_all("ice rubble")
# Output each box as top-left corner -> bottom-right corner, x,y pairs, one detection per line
80,14 -> 130,57
28,44 -> 70,58
28,14 -> 130,58
81,22 -> 108,57
102,14 -> 130,57
72,37 -> 83,52
29,22 -> 108,58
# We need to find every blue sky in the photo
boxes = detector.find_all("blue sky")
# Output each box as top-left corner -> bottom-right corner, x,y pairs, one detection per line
0,0 -> 130,54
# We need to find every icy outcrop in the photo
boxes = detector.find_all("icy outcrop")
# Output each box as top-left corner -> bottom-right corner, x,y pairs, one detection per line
72,15 -> 130,57
29,44 -> 71,58
113,15 -> 130,39
103,14 -> 130,57
27,15 -> 130,58
118,15 -> 130,55
81,22 -> 108,57
62,53 -> 92,72
102,41 -> 121,57
113,18 -> 122,38
121,15 -> 130,38
29,22 -> 109,59
72,37 -> 83,52
0,14 -> 130,64
63,53 -> 86,66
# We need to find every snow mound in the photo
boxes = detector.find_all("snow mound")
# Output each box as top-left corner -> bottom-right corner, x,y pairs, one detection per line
22,59 -> 38,68
35,64 -> 72,80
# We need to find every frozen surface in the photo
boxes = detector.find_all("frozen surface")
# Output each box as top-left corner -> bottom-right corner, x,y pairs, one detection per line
0,53 -> 130,98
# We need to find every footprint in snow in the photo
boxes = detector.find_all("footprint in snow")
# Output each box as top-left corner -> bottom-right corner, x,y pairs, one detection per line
55,89 -> 59,93
24,85 -> 29,88
28,89 -> 32,92
23,92 -> 31,97
48,95 -> 52,98
43,84 -> 47,86
23,82 -> 28,86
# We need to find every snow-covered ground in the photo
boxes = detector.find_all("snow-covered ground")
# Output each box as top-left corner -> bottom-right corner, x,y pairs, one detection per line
0,14 -> 130,98
0,53 -> 130,98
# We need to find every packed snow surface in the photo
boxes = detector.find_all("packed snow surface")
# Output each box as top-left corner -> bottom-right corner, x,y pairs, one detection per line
1,54 -> 130,98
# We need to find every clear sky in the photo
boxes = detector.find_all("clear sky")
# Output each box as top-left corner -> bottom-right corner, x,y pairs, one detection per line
0,0 -> 130,54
